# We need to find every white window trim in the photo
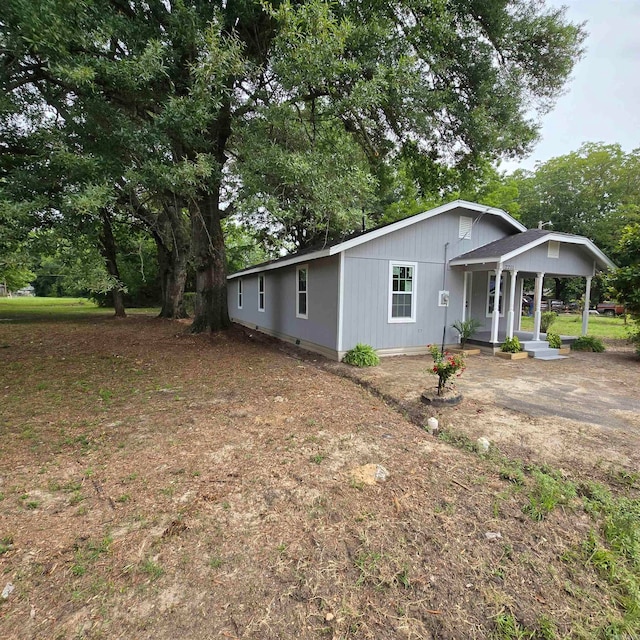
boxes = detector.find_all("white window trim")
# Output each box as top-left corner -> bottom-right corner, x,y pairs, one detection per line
258,274 -> 265,312
237,278 -> 243,309
388,261 -> 417,324
296,264 -> 309,319
485,270 -> 505,317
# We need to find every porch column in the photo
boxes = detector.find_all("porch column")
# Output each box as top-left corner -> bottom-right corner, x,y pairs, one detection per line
506,269 -> 518,339
533,271 -> 544,341
462,271 -> 470,322
582,275 -> 592,336
516,278 -> 524,332
490,265 -> 503,343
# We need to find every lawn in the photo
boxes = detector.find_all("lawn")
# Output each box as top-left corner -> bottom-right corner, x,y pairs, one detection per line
0,296 -> 159,321
519,312 -> 633,340
0,301 -> 638,639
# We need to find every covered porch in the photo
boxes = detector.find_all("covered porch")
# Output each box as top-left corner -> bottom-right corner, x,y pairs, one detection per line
449,229 -> 616,347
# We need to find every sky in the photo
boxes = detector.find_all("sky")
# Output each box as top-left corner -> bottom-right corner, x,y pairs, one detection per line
501,0 -> 640,173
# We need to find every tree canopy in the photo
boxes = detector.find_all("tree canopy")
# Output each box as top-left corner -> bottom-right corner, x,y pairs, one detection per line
1,0 -> 586,329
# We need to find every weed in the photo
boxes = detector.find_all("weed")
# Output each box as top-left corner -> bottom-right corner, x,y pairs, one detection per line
115,494 -> 131,504
492,612 -> 534,639
522,469 -> 576,521
26,500 -> 39,510
500,464 -> 525,485
209,556 -> 223,569
140,558 -> 164,581
309,453 -> 327,464
354,550 -> 382,586
0,535 -> 14,555
98,389 -> 113,403
395,566 -> 410,588
69,492 -> 84,506
438,429 -> 476,452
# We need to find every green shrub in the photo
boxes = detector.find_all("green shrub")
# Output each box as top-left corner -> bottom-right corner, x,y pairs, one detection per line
343,344 -> 380,367
500,336 -> 522,353
541,311 -> 557,333
571,335 -> 605,352
546,331 -> 562,349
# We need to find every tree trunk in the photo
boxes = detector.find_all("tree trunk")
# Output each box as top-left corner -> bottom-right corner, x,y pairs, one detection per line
154,203 -> 190,319
157,238 -> 189,319
98,209 -> 126,318
190,192 -> 230,333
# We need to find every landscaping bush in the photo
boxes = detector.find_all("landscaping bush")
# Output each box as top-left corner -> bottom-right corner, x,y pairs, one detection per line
343,344 -> 380,367
427,345 -> 465,395
500,336 -> 522,353
541,311 -> 557,333
451,318 -> 481,348
571,336 -> 605,352
546,331 -> 562,349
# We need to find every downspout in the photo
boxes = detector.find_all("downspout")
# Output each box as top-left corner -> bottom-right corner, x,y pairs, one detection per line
441,242 -> 449,354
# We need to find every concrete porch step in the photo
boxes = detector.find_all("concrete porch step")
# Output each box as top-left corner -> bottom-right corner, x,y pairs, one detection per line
535,355 -> 568,361
519,340 -> 549,350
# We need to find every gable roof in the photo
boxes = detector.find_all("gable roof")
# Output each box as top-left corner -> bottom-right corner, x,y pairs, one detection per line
449,228 -> 616,270
228,200 -> 526,279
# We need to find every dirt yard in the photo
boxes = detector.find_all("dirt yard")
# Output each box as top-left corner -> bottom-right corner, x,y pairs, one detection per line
0,313 -> 638,639
333,343 -> 640,482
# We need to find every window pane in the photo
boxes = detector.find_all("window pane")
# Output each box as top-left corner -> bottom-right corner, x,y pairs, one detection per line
298,292 -> 307,315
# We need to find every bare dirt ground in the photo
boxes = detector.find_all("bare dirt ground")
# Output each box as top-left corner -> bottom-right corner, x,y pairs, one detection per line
0,314 -> 638,639
333,343 -> 640,482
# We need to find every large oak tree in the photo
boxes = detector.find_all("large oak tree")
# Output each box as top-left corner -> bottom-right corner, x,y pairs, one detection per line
1,0 -> 585,331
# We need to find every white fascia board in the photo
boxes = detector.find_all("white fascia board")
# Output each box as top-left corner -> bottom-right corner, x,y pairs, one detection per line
227,248 -> 331,279
328,200 -> 525,256
449,233 -> 616,270
449,256 -> 501,267
499,233 -> 616,270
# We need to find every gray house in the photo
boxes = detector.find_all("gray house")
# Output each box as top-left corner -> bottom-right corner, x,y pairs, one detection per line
227,200 -> 614,360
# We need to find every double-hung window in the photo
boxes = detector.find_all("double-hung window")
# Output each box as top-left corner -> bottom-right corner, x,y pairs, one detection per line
258,274 -> 265,312
296,265 -> 308,319
388,262 -> 417,323
237,279 -> 243,309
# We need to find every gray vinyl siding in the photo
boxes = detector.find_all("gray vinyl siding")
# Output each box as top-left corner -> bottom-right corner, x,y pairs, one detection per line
509,242 -> 595,276
348,208 -> 513,262
341,210 -> 508,351
229,256 -> 339,352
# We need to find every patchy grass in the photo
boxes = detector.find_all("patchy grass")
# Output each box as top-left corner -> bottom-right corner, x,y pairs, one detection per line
0,302 -> 638,639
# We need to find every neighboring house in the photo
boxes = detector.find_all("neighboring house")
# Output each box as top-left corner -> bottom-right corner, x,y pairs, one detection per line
227,200 -> 615,360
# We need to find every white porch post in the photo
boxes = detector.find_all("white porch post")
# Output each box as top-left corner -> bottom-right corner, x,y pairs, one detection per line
462,271 -> 470,322
490,265 -> 503,343
517,278 -> 524,332
533,271 -> 544,341
582,275 -> 592,336
506,269 -> 518,339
